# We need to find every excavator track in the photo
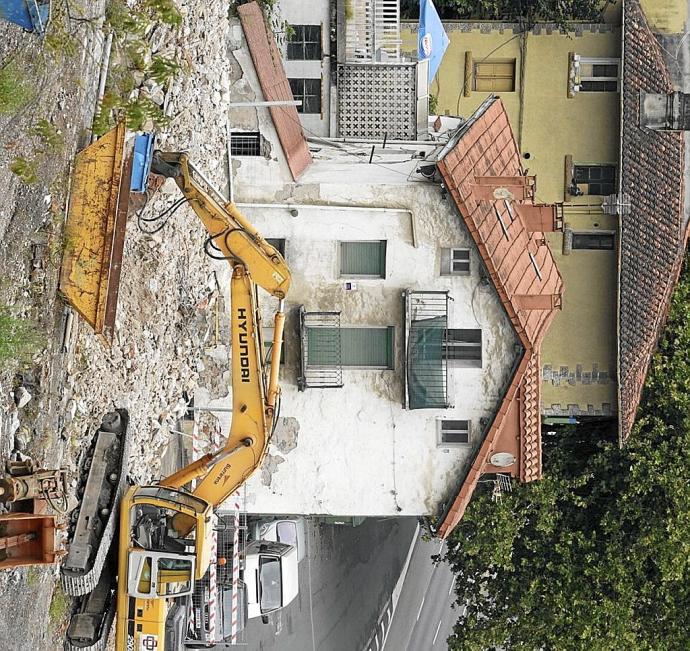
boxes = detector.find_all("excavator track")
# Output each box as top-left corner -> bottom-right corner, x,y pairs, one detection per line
64,549 -> 117,651
61,409 -> 130,596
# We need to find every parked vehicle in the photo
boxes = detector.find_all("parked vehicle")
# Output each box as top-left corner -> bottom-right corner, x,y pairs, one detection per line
250,517 -> 306,562
244,540 -> 299,622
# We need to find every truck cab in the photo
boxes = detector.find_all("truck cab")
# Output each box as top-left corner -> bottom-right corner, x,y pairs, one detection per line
243,540 -> 299,622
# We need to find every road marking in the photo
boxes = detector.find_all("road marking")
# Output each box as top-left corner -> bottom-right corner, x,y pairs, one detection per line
432,619 -> 442,645
416,595 -> 425,621
438,540 -> 444,555
448,577 -> 456,596
306,522 -> 317,651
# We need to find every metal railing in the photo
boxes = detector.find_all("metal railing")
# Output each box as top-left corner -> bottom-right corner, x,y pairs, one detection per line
298,307 -> 344,390
345,0 -> 401,63
404,290 -> 450,409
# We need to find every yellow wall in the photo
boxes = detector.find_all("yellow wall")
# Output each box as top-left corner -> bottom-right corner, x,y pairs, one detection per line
402,21 -> 621,417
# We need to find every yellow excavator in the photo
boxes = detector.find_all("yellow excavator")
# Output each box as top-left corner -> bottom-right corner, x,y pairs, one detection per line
60,135 -> 290,650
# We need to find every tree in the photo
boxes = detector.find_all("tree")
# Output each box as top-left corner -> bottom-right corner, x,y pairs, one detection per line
443,262 -> 690,650
401,0 -> 612,31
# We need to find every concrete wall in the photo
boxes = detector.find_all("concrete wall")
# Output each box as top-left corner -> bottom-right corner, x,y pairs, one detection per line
220,146 -> 519,517
401,20 -> 621,418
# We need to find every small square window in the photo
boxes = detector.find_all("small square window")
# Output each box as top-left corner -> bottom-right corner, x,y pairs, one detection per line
572,233 -> 615,250
439,420 -> 471,445
230,132 -> 261,156
340,241 -> 386,278
572,164 -> 616,196
444,329 -> 482,367
441,248 -> 470,275
473,60 -> 516,92
287,25 -> 322,61
265,238 -> 286,258
289,78 -> 322,114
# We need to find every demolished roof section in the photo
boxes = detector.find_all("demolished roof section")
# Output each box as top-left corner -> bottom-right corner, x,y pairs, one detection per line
436,98 -> 563,537
237,2 -> 312,180
618,0 -> 687,443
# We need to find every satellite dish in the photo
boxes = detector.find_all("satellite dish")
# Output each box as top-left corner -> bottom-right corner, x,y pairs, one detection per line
493,187 -> 514,200
490,452 -> 516,467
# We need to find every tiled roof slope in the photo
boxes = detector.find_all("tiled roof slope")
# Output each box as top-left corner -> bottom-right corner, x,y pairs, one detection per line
238,2 -> 312,180
436,98 -> 563,537
618,0 -> 686,442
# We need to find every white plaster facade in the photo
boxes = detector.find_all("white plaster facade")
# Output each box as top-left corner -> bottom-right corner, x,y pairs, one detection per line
205,14 -> 520,519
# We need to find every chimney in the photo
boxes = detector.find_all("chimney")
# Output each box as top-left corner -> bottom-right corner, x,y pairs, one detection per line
513,294 -> 562,310
640,91 -> 690,130
514,203 -> 562,232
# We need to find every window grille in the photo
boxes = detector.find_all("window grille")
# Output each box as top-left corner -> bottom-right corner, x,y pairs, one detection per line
230,132 -> 261,156
444,329 -> 482,367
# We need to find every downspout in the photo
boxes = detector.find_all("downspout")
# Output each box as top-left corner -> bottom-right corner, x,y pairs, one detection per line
517,30 -> 528,151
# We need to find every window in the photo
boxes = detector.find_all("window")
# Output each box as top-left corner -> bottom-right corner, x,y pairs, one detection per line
307,326 -> 394,368
573,164 -> 616,195
444,329 -> 482,367
265,238 -> 286,258
441,248 -> 470,275
287,25 -> 322,60
289,78 -> 322,114
440,420 -> 471,445
473,60 -> 516,92
339,241 -> 386,278
579,58 -> 619,92
230,132 -> 261,156
572,233 -> 615,250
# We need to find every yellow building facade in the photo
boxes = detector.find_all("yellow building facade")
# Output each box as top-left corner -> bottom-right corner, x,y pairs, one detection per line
402,16 -> 622,419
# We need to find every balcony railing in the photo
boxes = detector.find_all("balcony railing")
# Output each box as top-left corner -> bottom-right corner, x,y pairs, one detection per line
345,0 -> 401,63
298,307 -> 344,390
404,290 -> 450,409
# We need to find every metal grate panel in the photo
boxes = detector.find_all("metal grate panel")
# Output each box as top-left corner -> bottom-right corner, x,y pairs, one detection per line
298,307 -> 344,389
337,63 -> 419,140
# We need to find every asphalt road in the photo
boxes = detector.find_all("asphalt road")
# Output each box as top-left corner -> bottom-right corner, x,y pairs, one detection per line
244,517 -> 418,651
383,536 -> 460,651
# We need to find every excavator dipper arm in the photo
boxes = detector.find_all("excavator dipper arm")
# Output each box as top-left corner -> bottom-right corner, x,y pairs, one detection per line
150,151 -> 290,507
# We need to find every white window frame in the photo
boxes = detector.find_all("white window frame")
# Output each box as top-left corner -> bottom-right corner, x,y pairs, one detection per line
570,56 -> 620,94
438,419 -> 471,446
441,248 -> 471,276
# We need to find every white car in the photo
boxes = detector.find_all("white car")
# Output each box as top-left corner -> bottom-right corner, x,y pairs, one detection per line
250,517 -> 306,562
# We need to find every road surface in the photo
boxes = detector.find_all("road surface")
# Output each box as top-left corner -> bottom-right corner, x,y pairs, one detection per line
382,534 -> 460,651
245,517 -> 418,651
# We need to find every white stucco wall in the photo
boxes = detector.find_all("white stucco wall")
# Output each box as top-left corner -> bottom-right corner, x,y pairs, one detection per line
216,148 -> 520,518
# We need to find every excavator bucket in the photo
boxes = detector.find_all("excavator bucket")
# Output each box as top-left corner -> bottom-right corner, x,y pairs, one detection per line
59,121 -> 132,340
0,513 -> 63,569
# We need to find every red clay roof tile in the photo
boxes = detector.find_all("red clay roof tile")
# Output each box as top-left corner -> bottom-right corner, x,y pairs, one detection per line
238,2 -> 312,180
436,98 -> 563,538
619,1 -> 686,442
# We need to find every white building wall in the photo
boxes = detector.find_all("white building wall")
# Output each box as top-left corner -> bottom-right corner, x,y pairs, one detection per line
280,0 -> 331,137
221,171 -> 519,518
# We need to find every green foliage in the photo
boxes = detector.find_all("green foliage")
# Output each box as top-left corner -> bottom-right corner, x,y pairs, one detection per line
123,96 -> 169,131
0,305 -> 44,365
30,118 -> 63,153
48,586 -> 69,628
143,0 -> 182,26
10,157 -> 39,184
401,0 -> 611,29
444,261 -> 690,650
148,55 -> 181,85
0,62 -> 30,114
429,94 -> 439,114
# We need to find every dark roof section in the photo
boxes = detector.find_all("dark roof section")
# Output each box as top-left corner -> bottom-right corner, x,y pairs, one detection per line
436,98 -> 563,537
618,0 -> 686,442
237,2 -> 312,180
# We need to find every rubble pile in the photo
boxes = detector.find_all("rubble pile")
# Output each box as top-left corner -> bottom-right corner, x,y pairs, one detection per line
60,0 -> 241,483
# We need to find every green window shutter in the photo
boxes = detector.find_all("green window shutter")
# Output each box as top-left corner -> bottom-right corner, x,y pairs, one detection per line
307,327 -> 341,366
341,327 -> 393,368
307,327 -> 394,368
340,241 -> 386,277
